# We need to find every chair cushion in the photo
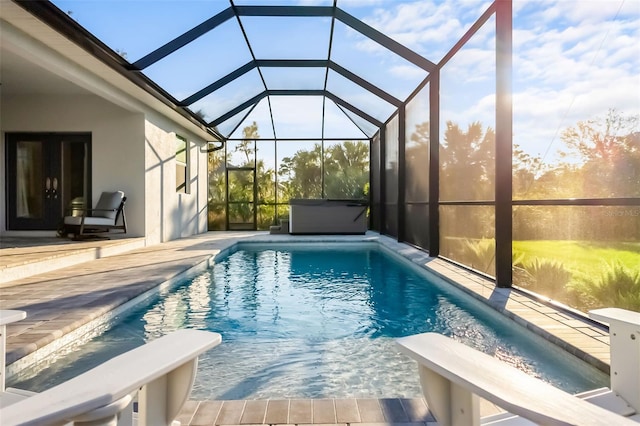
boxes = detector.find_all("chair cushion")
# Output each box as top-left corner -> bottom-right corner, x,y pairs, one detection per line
64,216 -> 115,226
93,191 -> 124,219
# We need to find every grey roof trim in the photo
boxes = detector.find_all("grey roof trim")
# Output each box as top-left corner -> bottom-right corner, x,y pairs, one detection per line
334,8 -> 436,72
180,61 -> 255,106
132,8 -> 236,70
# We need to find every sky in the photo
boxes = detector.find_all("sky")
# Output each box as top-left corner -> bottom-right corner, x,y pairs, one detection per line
52,0 -> 640,165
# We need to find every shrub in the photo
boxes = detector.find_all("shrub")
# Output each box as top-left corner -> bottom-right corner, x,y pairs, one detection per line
519,258 -> 573,301
462,238 -> 496,275
573,261 -> 640,310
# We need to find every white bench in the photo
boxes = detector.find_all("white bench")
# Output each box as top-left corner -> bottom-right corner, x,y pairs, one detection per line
396,307 -> 640,426
1,310 -> 221,426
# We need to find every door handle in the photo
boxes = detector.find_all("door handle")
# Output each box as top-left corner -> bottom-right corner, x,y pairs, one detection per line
45,177 -> 51,198
52,177 -> 59,199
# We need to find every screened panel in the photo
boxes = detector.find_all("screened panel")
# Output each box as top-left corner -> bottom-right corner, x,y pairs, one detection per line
227,169 -> 254,203
261,67 -> 326,90
256,140 -> 276,204
513,205 -> 640,312
370,133 -> 381,232
227,140 -> 255,168
384,205 -> 398,238
270,96 -> 324,139
256,140 -> 277,229
190,69 -> 265,123
405,83 -> 430,203
229,99 -> 276,140
240,16 -> 332,59
228,203 -> 255,230
50,1 -> 230,62
384,115 -> 399,236
440,205 -> 496,276
405,204 -> 429,249
323,100 -> 369,139
143,20 -> 253,99
277,141 -> 323,202
326,70 -> 396,123
256,141 -> 276,230
335,0 -> 482,62
276,204 -> 290,223
405,82 -> 430,247
340,107 -> 381,137
208,149 -> 226,231
330,20 -> 428,101
385,115 -> 399,203
215,105 -> 255,138
324,140 -> 369,199
257,204 -> 276,230
439,15 -> 496,202
512,1 -> 640,200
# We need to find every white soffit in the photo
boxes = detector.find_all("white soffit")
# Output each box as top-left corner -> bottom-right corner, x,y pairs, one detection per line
0,1 -> 215,141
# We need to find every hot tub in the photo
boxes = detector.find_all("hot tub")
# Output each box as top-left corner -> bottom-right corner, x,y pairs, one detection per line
289,199 -> 368,234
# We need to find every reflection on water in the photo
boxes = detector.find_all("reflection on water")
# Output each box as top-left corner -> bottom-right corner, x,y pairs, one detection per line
9,246 -> 608,398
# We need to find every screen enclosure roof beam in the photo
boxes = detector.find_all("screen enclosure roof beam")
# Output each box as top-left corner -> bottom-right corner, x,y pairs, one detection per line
210,89 -> 382,129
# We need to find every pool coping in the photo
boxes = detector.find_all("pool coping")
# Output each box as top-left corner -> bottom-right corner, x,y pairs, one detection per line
371,236 -> 611,372
3,231 -> 611,382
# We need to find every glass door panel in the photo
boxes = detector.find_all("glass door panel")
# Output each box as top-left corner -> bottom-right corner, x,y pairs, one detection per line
6,133 -> 91,230
61,139 -> 91,216
15,141 -> 45,221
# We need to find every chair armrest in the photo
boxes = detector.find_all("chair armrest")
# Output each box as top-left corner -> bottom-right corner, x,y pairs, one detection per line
589,308 -> 640,412
590,308 -> 640,329
396,332 -> 637,425
1,310 -> 27,392
0,310 -> 26,327
1,329 -> 221,426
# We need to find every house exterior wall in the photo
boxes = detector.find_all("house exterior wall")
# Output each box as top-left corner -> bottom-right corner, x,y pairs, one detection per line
144,112 -> 208,245
1,94 -> 209,243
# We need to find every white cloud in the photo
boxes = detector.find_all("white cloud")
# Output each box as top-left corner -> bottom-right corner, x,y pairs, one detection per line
506,0 -> 640,161
335,0 -> 384,6
537,0 -> 632,24
389,64 -> 428,80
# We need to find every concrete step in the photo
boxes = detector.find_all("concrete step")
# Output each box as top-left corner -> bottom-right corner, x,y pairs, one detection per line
0,236 -> 146,286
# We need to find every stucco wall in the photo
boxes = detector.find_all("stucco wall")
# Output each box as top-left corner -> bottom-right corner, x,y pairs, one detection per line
0,94 -> 146,236
144,112 -> 208,245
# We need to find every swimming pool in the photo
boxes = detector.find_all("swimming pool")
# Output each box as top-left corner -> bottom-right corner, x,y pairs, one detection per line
9,243 -> 608,399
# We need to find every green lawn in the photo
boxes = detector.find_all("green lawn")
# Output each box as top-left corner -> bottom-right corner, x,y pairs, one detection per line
513,240 -> 640,281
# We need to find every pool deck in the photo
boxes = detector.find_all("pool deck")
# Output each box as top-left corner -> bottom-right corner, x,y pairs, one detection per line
0,231 -> 612,424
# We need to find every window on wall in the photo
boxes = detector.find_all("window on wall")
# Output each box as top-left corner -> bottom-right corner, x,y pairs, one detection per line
176,135 -> 189,193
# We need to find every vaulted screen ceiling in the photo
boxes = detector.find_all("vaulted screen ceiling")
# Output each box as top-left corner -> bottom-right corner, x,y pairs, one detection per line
42,0 -> 436,141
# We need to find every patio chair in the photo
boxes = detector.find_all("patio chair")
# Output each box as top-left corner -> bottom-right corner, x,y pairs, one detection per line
60,191 -> 127,239
396,307 -> 640,425
0,309 -> 221,426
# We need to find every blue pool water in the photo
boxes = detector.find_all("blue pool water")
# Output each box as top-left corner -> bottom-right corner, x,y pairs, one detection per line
10,244 -> 608,399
